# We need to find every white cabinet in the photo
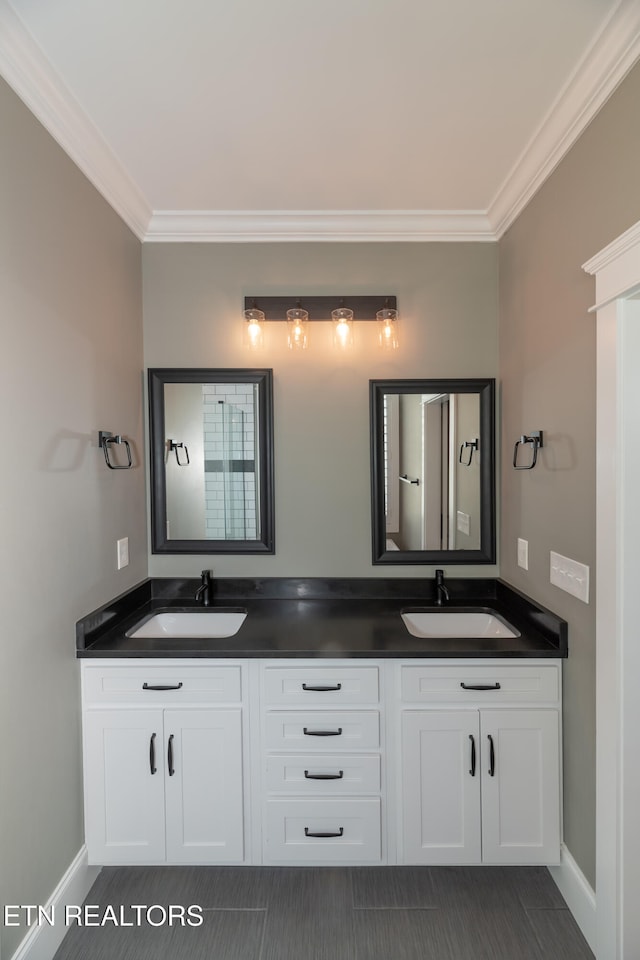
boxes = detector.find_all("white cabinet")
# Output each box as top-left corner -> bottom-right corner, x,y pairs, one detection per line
399,663 -> 561,866
260,663 -> 384,864
82,662 -> 246,865
81,656 -> 562,868
402,709 -> 481,864
480,709 -> 560,864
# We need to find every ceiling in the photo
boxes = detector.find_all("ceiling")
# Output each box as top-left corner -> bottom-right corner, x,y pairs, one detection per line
1,0 -> 639,241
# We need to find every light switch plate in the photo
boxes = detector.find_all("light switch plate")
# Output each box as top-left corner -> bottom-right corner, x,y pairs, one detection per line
457,511 -> 470,536
517,538 -> 528,570
117,537 -> 129,570
550,550 -> 589,603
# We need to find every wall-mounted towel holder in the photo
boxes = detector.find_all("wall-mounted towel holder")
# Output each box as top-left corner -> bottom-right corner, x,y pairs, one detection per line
459,438 -> 479,466
513,431 -> 543,470
98,431 -> 132,470
168,439 -> 190,466
399,474 -> 420,486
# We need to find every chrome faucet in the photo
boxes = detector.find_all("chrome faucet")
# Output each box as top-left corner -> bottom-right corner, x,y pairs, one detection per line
195,569 -> 213,607
434,569 -> 450,606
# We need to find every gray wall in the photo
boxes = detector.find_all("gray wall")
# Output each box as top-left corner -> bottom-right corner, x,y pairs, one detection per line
143,242 -> 499,577
499,60 -> 640,888
0,78 -> 145,958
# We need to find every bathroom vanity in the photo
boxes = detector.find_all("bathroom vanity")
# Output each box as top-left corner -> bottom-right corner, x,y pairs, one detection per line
76,577 -> 566,869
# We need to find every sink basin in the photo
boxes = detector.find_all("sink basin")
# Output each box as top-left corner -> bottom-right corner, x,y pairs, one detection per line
126,610 -> 247,639
401,609 -> 520,639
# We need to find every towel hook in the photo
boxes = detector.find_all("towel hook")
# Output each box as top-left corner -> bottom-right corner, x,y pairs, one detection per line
459,438 -> 479,466
168,439 -> 190,466
98,431 -> 132,470
513,431 -> 543,470
399,474 -> 420,486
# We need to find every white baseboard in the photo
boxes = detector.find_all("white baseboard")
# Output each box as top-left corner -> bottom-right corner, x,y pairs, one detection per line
548,844 -> 596,955
9,846 -> 101,960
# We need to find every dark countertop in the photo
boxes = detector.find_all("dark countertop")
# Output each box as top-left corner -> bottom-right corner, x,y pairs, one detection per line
76,578 -> 567,659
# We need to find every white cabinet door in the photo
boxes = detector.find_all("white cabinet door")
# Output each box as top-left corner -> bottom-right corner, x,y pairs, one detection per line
480,709 -> 560,864
83,709 -> 166,864
401,710 -> 481,864
165,709 -> 244,863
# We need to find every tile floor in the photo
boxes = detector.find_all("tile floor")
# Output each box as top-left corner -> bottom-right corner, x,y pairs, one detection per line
52,865 -> 594,960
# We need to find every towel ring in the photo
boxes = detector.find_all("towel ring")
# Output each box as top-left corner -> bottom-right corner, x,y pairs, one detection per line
513,431 -> 543,470
459,438 -> 479,466
98,431 -> 132,470
168,440 -> 190,466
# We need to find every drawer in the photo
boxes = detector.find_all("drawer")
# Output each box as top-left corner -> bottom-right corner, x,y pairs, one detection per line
265,755 -> 381,795
263,666 -> 379,705
400,663 -> 560,704
82,664 -> 242,705
264,711 -> 380,751
265,798 -> 381,862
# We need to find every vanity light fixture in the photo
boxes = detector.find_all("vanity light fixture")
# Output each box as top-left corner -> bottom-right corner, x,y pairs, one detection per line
286,305 -> 309,350
377,306 -> 399,350
331,305 -> 354,350
243,305 -> 265,349
242,295 -> 398,351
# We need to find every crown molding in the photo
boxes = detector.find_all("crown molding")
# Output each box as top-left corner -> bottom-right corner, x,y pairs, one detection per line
582,218 -> 640,310
488,0 -> 640,239
0,0 -> 151,239
144,209 -> 496,242
583,218 -> 640,275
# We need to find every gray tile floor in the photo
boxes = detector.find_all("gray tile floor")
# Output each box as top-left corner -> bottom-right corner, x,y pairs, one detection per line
53,866 -> 594,960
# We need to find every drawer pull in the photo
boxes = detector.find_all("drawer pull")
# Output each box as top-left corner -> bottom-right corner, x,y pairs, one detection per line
143,682 -> 184,692
149,733 -> 157,775
168,734 -> 175,776
302,683 -> 342,692
303,727 -> 343,737
304,770 -> 344,780
460,682 -> 501,692
488,734 -> 495,777
469,735 -> 476,777
304,827 -> 344,838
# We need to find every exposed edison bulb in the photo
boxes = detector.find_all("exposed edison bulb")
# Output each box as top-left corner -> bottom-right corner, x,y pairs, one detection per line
243,308 -> 265,349
286,307 -> 309,350
331,307 -> 354,349
376,308 -> 399,349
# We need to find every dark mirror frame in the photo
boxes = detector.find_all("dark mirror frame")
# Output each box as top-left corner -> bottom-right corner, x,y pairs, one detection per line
148,368 -> 275,555
370,377 -> 496,565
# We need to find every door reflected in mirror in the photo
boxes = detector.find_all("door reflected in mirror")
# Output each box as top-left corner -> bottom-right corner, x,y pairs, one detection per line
370,379 -> 495,564
149,369 -> 274,554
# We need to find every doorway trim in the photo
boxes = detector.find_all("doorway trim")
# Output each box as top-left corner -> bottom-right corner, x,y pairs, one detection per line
583,218 -> 640,960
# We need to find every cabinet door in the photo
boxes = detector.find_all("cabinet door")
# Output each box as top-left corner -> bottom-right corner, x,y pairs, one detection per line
401,711 -> 481,864
83,709 -> 166,864
164,709 -> 244,863
480,709 -> 560,864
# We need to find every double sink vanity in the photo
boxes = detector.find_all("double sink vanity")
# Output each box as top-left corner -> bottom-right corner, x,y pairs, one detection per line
77,575 -> 567,870
77,368 -> 567,869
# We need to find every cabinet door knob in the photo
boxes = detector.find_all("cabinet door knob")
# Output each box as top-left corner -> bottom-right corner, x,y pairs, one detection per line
488,734 -> 495,777
168,734 -> 175,776
304,770 -> 344,780
304,827 -> 344,838
149,733 -> 157,775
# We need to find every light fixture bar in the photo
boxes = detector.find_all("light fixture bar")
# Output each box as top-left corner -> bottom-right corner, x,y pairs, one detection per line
243,295 -> 396,321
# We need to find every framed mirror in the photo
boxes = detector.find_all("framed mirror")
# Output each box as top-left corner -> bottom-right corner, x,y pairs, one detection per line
370,378 -> 495,564
148,368 -> 275,554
